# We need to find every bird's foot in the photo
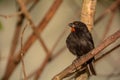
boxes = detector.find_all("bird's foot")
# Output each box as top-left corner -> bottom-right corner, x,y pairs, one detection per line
72,58 -> 80,72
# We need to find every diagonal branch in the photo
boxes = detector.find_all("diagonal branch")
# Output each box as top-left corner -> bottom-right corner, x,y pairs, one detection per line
20,22 -> 29,80
101,11 -> 116,40
17,0 -> 50,56
95,0 -> 120,24
52,30 -> 120,80
14,0 -> 63,62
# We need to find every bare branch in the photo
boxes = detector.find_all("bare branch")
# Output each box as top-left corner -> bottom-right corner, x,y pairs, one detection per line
17,0 -> 50,56
96,43 -> 120,62
0,11 -> 22,19
20,22 -> 29,80
3,1 -> 40,80
80,0 -> 97,31
101,10 -> 116,40
95,0 -> 120,24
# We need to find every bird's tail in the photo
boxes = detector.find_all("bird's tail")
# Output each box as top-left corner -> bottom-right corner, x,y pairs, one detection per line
87,58 -> 96,75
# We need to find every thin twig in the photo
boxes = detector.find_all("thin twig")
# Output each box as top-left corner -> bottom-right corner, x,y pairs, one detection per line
17,0 -> 63,79
26,31 -> 67,79
28,0 -> 39,12
95,0 -> 120,25
101,11 -> 116,40
17,0 -> 50,56
1,0 -> 63,80
0,11 -> 22,19
51,46 -> 66,61
20,22 -> 29,80
15,0 -> 63,57
26,28 -> 67,79
24,46 -> 66,79
49,29 -> 68,60
2,11 -> 24,80
50,31 -> 66,54
34,46 -> 65,80
3,1 -> 40,79
52,30 -> 120,80
34,56 -> 50,80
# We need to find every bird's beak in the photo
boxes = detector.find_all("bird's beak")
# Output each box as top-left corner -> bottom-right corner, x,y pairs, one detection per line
68,23 -> 75,32
71,27 -> 75,32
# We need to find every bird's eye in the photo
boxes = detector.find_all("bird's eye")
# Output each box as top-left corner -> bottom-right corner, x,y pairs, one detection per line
68,23 -> 73,27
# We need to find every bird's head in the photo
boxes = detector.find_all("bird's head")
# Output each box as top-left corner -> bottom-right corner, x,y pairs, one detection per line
68,23 -> 76,32
68,21 -> 88,32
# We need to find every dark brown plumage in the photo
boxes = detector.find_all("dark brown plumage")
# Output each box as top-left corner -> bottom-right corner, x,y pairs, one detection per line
66,21 -> 96,75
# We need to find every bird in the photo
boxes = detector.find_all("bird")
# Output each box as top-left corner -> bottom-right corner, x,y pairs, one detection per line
66,21 -> 96,75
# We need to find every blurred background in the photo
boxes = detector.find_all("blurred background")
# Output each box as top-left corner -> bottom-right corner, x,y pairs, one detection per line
0,0 -> 120,80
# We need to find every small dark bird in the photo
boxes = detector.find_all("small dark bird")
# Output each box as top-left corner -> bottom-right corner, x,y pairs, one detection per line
66,21 -> 96,75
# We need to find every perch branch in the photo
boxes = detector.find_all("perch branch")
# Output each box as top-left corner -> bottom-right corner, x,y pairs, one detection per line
52,30 -> 120,80
47,0 -> 120,62
26,30 -> 120,80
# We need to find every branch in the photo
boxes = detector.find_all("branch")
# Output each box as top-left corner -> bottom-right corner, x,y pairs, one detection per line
96,43 -> 120,62
17,0 -> 63,79
2,1 -> 40,80
51,46 -> 66,61
20,22 -> 29,80
52,30 -> 120,80
0,11 -> 22,19
95,0 -> 120,24
1,0 -> 63,80
17,0 -> 50,56
26,31 -> 66,79
80,0 -> 97,31
101,11 -> 116,40
7,0 -> 39,58
50,31 -> 67,56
